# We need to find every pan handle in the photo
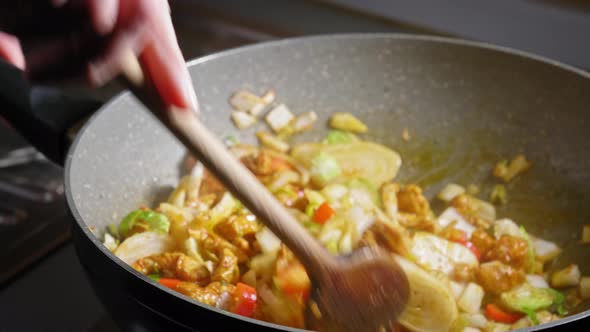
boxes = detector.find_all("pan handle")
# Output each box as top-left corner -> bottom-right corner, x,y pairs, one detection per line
0,59 -> 103,166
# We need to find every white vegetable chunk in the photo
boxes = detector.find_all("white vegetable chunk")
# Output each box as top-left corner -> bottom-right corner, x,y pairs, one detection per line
437,183 -> 465,202
231,111 -> 257,129
114,231 -> 175,265
292,111 -> 318,132
261,89 -> 276,104
347,205 -> 376,236
464,313 -> 488,328
437,207 -> 477,239
526,274 -> 549,289
411,232 -> 479,276
256,227 -> 282,254
103,233 -> 118,252
229,90 -> 264,112
265,104 -> 294,133
458,283 -> 484,314
493,218 -> 522,239
533,238 -> 562,262
450,281 -> 467,300
551,264 -> 581,288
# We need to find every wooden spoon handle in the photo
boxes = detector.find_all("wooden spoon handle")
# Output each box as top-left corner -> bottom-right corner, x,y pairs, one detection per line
119,51 -> 335,273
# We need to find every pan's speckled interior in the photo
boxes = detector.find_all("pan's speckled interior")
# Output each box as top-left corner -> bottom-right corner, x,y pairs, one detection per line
68,34 -> 590,313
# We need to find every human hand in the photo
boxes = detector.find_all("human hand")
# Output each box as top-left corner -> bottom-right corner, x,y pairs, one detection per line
0,0 -> 197,111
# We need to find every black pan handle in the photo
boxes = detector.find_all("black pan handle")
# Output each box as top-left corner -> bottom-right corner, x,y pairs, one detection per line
0,59 -> 103,166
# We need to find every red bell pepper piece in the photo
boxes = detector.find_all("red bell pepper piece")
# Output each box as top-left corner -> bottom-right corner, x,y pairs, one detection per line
233,282 -> 257,317
159,278 -> 181,289
313,202 -> 335,224
485,304 -> 524,324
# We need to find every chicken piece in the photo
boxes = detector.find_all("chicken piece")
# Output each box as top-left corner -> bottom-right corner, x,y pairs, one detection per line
199,169 -> 226,200
397,184 -> 430,216
361,219 -> 412,258
398,213 -> 436,231
451,263 -> 476,283
477,261 -> 525,295
176,281 -> 236,308
385,184 -> 435,230
471,228 -> 496,258
133,252 -> 210,285
188,227 -> 248,263
214,214 -> 260,242
232,235 -> 260,258
211,248 -> 240,284
485,235 -> 529,269
241,150 -> 275,176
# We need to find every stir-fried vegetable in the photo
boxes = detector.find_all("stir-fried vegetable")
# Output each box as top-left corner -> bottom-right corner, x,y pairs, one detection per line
291,142 -> 402,188
411,232 -> 479,276
395,255 -> 458,332
266,104 -> 294,133
493,154 -> 532,183
104,88 -> 586,332
119,209 -> 170,239
309,153 -> 342,187
329,112 -> 368,133
437,183 -> 466,203
490,185 -> 507,205
114,231 -> 175,265
313,202 -> 335,224
485,304 -> 523,324
499,283 -> 564,315
256,131 -> 290,153
233,282 -> 258,317
551,264 -> 581,288
323,130 -> 359,145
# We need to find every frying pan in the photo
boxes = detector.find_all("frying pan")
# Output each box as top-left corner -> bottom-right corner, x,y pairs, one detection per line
1,34 -> 589,332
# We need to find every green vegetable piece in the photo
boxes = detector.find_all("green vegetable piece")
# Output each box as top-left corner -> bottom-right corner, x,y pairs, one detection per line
119,210 -> 143,238
148,274 -> 161,282
119,209 -> 170,238
520,226 -> 535,274
521,307 -> 539,325
546,288 -> 568,316
500,283 -> 563,314
323,130 -> 358,145
310,153 -> 342,187
107,223 -> 119,239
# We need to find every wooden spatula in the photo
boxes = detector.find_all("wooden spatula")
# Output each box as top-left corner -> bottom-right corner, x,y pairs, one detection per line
120,51 -> 410,332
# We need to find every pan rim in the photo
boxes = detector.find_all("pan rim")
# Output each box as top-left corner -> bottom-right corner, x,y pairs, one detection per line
64,32 -> 590,332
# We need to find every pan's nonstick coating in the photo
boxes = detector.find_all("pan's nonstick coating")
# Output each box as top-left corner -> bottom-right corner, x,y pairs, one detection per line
66,34 -> 590,331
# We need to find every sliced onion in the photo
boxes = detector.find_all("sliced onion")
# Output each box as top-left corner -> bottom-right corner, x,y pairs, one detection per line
256,227 -> 281,254
114,231 -> 175,266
